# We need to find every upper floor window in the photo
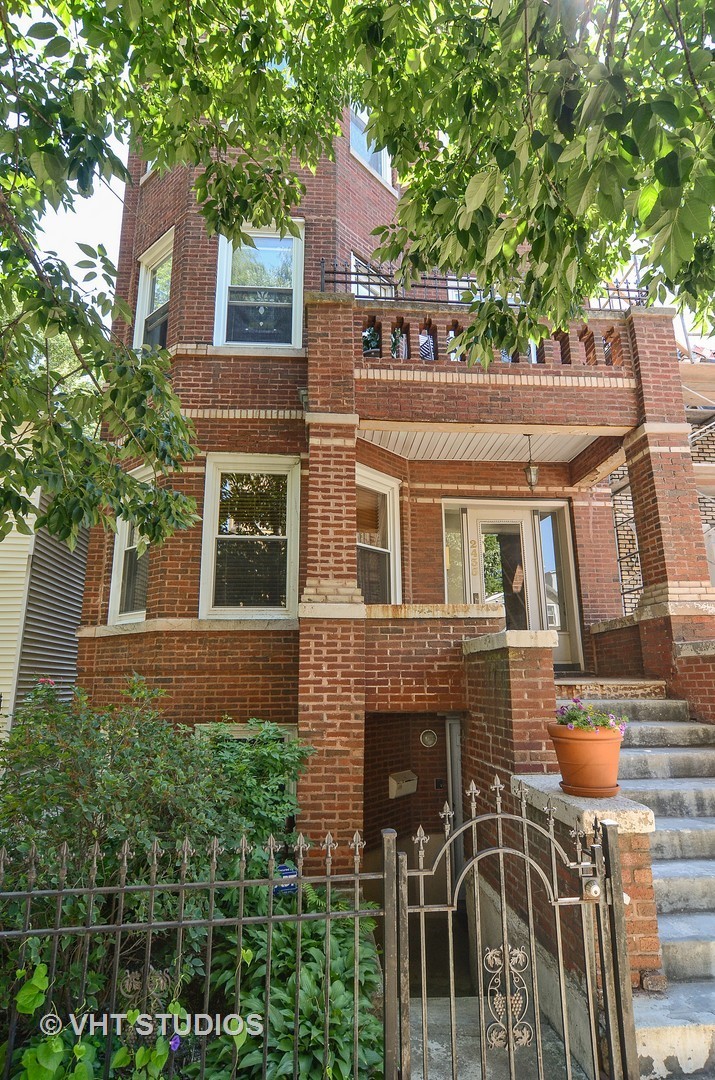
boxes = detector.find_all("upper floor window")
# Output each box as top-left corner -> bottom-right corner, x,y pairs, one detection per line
199,454 -> 300,618
133,229 -> 173,349
352,254 -> 395,300
109,520 -> 149,624
214,228 -> 304,349
356,465 -> 401,605
350,107 -> 392,186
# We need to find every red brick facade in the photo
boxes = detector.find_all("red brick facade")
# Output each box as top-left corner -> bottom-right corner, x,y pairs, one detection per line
79,113 -> 715,862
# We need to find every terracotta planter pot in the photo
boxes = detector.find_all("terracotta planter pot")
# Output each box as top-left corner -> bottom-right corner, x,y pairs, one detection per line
547,722 -> 624,798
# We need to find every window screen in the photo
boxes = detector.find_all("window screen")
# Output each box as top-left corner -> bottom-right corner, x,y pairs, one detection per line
213,472 -> 288,608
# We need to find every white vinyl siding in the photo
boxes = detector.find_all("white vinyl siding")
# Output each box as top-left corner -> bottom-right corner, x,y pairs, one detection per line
0,527 -> 33,728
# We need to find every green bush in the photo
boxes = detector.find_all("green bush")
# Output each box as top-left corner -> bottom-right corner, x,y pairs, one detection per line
0,677 -> 309,860
0,680 -> 385,1078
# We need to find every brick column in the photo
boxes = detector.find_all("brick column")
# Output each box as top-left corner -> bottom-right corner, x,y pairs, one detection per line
624,423 -> 711,603
462,630 -> 558,796
297,296 -> 367,853
625,307 -> 712,602
597,308 -> 715,705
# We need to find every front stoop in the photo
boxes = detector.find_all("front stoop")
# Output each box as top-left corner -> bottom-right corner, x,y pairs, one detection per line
564,689 -> 715,1077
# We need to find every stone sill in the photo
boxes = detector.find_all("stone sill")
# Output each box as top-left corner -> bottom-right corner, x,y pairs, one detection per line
674,639 -> 715,659
511,774 -> 655,835
167,343 -> 306,359
78,617 -> 299,637
591,601 -> 715,634
463,629 -> 558,654
366,603 -> 503,620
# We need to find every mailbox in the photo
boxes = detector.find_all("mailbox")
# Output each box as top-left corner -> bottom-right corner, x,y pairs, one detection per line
388,770 -> 418,799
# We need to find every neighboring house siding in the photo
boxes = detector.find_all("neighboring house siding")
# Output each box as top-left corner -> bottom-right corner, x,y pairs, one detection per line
15,525 -> 88,707
0,527 -> 33,727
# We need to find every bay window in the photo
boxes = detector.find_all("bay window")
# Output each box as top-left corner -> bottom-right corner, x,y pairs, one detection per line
214,228 -> 304,349
200,454 -> 300,618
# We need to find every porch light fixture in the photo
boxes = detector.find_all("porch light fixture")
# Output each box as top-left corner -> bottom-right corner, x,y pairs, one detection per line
524,434 -> 539,491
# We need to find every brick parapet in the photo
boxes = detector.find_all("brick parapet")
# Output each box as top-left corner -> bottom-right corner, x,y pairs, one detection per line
462,638 -> 559,795
513,775 -> 666,991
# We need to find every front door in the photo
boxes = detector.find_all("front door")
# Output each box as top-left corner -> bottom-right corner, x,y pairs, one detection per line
464,504 -> 580,666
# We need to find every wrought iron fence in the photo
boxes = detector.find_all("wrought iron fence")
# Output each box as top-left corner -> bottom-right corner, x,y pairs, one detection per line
0,779 -> 638,1079
0,834 -> 385,1080
319,259 -> 649,312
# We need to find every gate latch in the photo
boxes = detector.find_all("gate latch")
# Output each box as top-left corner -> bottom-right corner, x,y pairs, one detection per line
582,878 -> 601,901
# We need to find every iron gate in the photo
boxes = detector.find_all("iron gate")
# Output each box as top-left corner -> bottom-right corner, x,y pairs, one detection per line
0,776 -> 638,1079
383,777 -> 638,1080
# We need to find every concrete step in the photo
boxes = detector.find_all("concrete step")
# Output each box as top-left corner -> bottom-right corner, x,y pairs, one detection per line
652,859 -> 715,913
555,676 -> 666,700
634,977 -> 715,1077
618,778 -> 715,817
624,720 -> 715,748
659,911 -> 715,980
652,817 -> 715,860
619,746 -> 715,780
556,697 -> 690,724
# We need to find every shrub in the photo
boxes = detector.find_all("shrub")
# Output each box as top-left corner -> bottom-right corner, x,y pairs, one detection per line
0,680 -> 385,1077
0,677 -> 310,861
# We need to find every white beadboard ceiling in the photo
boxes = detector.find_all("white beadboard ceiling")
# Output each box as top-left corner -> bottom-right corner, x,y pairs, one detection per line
358,428 -> 597,462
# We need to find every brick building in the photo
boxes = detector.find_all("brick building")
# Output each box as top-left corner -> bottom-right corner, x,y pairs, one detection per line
78,111 -> 715,859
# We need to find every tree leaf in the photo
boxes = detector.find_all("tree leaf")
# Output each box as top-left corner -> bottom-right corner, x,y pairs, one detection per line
464,171 -> 493,212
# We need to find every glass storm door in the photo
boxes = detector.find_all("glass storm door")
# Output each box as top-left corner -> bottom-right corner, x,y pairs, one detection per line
464,505 -> 579,665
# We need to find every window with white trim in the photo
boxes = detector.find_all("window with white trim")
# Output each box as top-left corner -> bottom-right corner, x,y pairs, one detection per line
350,107 -> 392,185
133,230 -> 173,349
214,228 -> 304,349
351,254 -> 395,299
109,520 -> 149,624
356,465 -> 401,604
200,454 -> 300,618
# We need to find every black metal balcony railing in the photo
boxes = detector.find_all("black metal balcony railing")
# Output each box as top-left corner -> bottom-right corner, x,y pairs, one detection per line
319,259 -> 649,312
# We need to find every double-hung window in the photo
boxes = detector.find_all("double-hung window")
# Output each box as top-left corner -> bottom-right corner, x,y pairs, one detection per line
109,521 -> 149,623
200,454 -> 300,618
214,228 -> 304,349
133,229 -> 173,349
350,107 -> 392,186
356,465 -> 401,604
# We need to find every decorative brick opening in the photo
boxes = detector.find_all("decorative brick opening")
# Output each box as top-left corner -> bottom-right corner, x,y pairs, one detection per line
553,329 -> 571,365
362,314 -> 382,357
602,327 -> 624,367
390,315 -> 410,360
578,325 -> 597,366
446,318 -> 465,362
418,317 -> 438,361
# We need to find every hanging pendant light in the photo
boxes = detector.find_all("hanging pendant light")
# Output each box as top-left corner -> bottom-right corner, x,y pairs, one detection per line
524,434 -> 539,491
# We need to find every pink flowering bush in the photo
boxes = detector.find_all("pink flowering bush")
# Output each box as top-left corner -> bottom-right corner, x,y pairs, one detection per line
555,698 -> 629,735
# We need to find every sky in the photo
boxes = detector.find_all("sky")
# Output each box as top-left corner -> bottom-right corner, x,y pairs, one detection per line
38,144 -> 126,275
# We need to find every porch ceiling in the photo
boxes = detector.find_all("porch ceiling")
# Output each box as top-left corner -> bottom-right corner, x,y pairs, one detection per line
357,424 -> 602,462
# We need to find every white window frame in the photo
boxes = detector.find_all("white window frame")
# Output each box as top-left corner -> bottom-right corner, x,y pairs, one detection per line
199,453 -> 301,620
351,253 -> 395,299
349,107 -> 394,189
356,464 -> 402,605
213,225 -> 305,350
108,468 -> 153,625
132,228 -> 174,349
